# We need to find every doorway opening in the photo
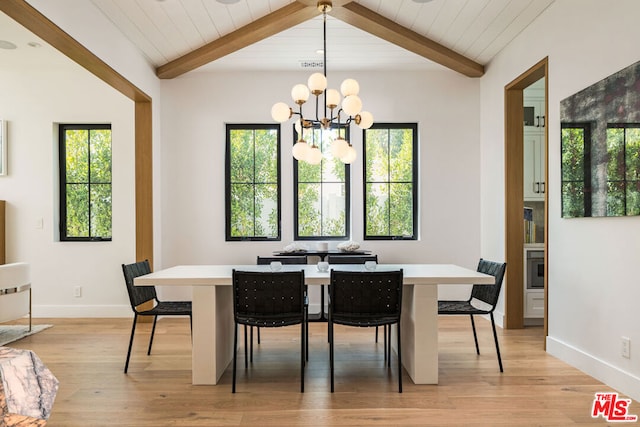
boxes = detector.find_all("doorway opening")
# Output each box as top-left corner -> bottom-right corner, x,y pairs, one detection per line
504,58 -> 548,341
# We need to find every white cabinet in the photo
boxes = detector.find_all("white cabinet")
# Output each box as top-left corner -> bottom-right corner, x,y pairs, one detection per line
525,291 -> 544,318
523,132 -> 545,201
523,247 -> 544,319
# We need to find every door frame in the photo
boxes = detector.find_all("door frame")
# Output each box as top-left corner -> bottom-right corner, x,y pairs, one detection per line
504,57 -> 548,339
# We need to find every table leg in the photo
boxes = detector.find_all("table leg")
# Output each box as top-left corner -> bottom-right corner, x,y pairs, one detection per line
399,284 -> 438,384
191,286 -> 233,385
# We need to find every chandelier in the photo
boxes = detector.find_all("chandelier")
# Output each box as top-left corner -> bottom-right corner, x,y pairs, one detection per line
270,0 -> 374,165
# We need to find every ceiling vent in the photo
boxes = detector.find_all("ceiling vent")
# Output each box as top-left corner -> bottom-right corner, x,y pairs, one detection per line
299,60 -> 324,69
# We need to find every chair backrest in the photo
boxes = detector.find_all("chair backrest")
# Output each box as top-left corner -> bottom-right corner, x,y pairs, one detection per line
470,258 -> 507,310
329,269 -> 403,322
232,270 -> 305,326
326,254 -> 378,264
256,256 -> 307,265
122,260 -> 157,310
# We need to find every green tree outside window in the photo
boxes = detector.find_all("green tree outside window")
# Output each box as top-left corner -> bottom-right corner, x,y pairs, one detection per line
294,126 -> 349,239
364,124 -> 417,240
226,124 -> 280,240
59,125 -> 112,241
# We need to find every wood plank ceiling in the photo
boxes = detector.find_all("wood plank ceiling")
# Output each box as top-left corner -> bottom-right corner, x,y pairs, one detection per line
89,0 -> 555,78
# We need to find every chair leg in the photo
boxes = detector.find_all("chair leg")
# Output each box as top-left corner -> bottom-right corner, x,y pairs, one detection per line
397,321 -> 402,393
244,325 -> 249,369
383,324 -> 388,362
147,315 -> 158,356
305,309 -> 309,363
490,313 -> 504,373
329,318 -> 335,393
375,326 -> 379,343
387,325 -> 392,367
470,315 -> 480,355
300,320 -> 305,393
250,326 -> 254,363
124,315 -> 138,373
232,324 -> 238,393
257,326 -> 261,344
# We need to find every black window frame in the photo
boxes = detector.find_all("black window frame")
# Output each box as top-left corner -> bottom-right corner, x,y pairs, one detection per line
293,124 -> 351,241
58,123 -> 113,242
363,122 -> 418,240
225,123 -> 282,241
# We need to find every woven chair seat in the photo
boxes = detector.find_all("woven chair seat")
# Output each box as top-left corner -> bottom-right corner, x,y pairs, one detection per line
438,300 -> 489,315
141,301 -> 192,316
331,313 -> 399,327
236,313 -> 305,328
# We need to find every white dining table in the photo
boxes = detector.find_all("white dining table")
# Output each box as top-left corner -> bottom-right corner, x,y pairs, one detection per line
134,263 -> 494,385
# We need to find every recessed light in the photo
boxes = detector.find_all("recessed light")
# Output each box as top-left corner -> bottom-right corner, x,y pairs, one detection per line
27,42 -> 42,48
412,0 -> 434,3
0,40 -> 17,50
216,0 -> 240,4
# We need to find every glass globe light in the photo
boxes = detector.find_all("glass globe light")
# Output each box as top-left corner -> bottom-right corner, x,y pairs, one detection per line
356,111 -> 374,129
325,89 -> 341,109
341,145 -> 357,164
340,78 -> 359,96
291,84 -> 310,105
307,146 -> 323,165
308,72 -> 327,95
292,140 -> 310,161
271,102 -> 291,122
330,136 -> 349,159
342,95 -> 362,117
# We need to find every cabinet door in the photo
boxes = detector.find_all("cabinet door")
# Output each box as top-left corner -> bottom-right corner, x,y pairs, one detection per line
524,133 -> 545,201
524,98 -> 545,130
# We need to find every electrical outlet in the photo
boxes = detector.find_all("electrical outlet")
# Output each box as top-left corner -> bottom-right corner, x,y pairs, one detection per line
74,286 -> 82,298
621,337 -> 630,359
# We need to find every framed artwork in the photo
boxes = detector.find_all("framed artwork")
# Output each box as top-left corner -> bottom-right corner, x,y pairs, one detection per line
0,120 -> 5,176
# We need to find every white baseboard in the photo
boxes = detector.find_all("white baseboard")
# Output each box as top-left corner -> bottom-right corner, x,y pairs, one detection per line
34,305 -> 132,318
547,336 -> 640,403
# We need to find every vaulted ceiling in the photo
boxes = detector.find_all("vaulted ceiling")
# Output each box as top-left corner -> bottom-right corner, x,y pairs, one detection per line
88,0 -> 555,78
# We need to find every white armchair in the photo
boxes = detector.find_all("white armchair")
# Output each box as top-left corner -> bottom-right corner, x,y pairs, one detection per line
0,263 -> 31,331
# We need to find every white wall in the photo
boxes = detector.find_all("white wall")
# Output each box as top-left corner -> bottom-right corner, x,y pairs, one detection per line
26,0 -> 165,267
159,70 -> 482,301
480,0 -> 640,401
0,35 -> 136,317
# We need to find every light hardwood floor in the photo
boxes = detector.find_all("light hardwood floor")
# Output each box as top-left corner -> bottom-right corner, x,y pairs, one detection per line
4,317 -> 636,426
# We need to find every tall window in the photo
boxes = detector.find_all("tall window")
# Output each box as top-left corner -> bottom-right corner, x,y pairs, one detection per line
363,123 -> 418,240
294,126 -> 349,240
59,124 -> 112,241
225,124 -> 281,241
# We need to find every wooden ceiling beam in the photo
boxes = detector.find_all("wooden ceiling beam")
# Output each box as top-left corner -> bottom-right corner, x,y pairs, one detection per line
156,1 -> 318,79
330,2 -> 484,78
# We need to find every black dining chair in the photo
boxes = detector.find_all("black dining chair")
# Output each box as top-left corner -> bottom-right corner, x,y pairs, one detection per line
121,260 -> 192,373
328,269 -> 404,393
253,256 -> 308,354
438,258 -> 507,372
232,269 -> 307,393
326,254 -> 386,350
